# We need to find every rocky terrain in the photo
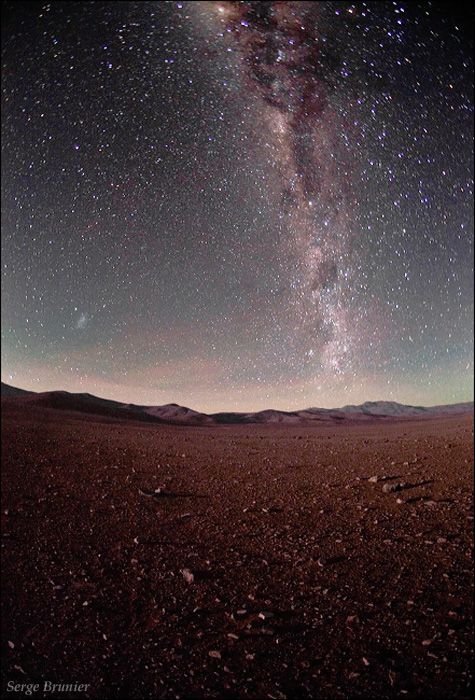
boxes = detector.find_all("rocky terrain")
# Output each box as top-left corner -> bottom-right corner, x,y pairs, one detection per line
1,401 -> 473,699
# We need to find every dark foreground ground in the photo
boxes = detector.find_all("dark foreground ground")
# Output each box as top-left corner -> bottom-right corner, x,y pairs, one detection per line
1,403 -> 473,699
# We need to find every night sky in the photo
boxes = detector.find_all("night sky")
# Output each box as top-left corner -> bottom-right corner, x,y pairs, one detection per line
1,1 -> 473,412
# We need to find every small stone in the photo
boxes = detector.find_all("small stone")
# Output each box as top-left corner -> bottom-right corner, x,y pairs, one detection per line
181,568 -> 194,584
388,670 -> 397,686
8,641 -> 14,649
368,476 -> 379,483
382,482 -> 401,493
209,650 -> 221,659
258,611 -> 274,620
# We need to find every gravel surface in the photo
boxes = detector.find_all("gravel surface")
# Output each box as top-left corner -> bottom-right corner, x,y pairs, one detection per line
1,403 -> 473,699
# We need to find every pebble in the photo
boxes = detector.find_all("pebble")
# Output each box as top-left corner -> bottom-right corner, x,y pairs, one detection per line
181,568 -> 194,584
382,482 -> 404,493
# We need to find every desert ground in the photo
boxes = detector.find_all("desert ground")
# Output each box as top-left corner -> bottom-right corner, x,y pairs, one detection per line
1,402 -> 473,699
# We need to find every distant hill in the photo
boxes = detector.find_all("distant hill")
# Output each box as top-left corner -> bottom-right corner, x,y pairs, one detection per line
338,400 -> 475,417
141,403 -> 214,425
1,383 -> 165,424
1,382 -> 473,426
0,382 -> 34,398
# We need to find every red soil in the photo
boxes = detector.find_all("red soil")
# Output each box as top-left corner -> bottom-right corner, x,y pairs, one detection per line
1,404 -> 473,699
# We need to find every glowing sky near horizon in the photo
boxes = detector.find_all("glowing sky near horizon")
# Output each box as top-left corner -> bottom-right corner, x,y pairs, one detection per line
1,1 -> 473,412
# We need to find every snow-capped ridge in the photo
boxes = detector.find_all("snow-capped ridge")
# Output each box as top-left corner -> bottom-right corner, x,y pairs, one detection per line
1,383 -> 473,425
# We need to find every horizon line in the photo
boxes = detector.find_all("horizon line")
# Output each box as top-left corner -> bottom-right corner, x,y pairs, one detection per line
2,380 -> 473,415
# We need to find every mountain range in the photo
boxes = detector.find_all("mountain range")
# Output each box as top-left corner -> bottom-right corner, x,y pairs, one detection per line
1,382 -> 473,426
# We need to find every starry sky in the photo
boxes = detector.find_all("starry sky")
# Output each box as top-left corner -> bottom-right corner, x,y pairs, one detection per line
1,1 -> 473,412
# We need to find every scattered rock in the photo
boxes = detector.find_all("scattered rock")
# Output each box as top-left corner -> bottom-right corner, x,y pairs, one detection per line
181,568 -> 194,584
138,487 -> 164,498
258,611 -> 274,620
388,670 -> 397,687
3,401 -> 472,700
382,482 -> 406,493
